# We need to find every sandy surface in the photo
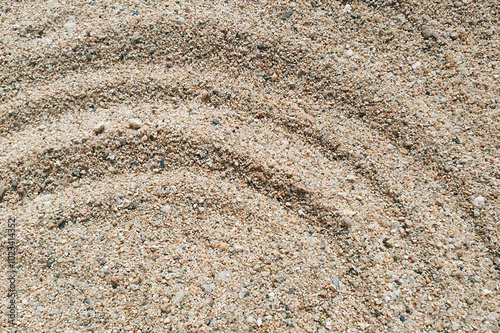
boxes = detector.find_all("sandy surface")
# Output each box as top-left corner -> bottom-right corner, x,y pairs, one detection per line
0,0 -> 499,332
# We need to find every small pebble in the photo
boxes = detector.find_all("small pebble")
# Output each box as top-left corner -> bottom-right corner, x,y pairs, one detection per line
473,196 -> 485,207
346,174 -> 357,181
130,32 -> 141,43
94,122 -> 106,134
341,216 -> 353,229
201,90 -> 210,101
64,16 -> 76,30
128,119 -> 142,129
172,290 -> 185,305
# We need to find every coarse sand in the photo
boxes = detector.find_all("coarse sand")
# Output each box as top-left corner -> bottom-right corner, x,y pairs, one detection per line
0,0 -> 499,332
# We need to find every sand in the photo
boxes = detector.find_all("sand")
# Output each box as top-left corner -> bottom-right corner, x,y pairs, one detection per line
0,0 -> 499,332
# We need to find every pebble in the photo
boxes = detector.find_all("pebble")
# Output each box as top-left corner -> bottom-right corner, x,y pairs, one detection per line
201,90 -> 210,101
94,122 -> 106,134
421,26 -> 439,39
473,196 -> 485,207
303,114 -> 316,124
247,316 -> 256,324
341,216 -> 353,229
412,62 -> 422,71
201,283 -> 215,294
64,16 -> 76,30
172,290 -> 185,305
128,119 -> 142,129
130,32 -> 141,43
346,174 -> 357,181
160,304 -> 170,313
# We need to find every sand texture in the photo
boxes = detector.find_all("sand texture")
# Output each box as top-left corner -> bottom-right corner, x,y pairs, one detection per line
0,0 -> 499,332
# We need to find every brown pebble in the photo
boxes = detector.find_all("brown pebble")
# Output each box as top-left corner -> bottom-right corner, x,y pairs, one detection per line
201,90 -> 210,101
303,114 -> 316,124
160,304 -> 170,313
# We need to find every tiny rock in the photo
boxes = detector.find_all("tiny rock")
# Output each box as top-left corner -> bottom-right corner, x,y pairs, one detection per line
303,113 -> 316,124
421,26 -> 439,39
201,90 -> 210,101
346,174 -> 357,181
94,122 -> 106,134
64,16 -> 76,30
341,216 -> 353,229
172,290 -> 185,305
473,196 -> 485,207
128,119 -> 142,129
160,304 -> 170,313
130,32 -> 141,43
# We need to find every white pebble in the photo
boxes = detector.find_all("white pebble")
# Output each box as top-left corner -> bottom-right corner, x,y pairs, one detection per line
94,122 -> 106,134
346,174 -> 357,181
64,16 -> 76,30
412,62 -> 422,71
130,32 -> 141,43
128,119 -> 142,129
172,290 -> 185,305
473,196 -> 485,207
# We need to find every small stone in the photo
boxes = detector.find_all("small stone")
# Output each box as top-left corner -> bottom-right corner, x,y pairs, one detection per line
341,216 -> 353,229
473,196 -> 485,207
130,32 -> 141,43
172,290 -> 185,305
64,17 -> 76,30
94,122 -> 106,134
412,62 -> 422,71
142,135 -> 148,143
201,90 -> 210,101
131,284 -> 139,291
247,316 -> 256,324
178,17 -> 186,24
332,276 -> 340,289
257,318 -> 262,327
201,283 -> 215,294
128,119 -> 142,129
232,245 -> 245,253
212,119 -> 220,125
452,269 -> 466,279
400,315 -> 406,322
346,174 -> 357,181
405,306 -> 411,314
160,304 -> 170,313
303,114 -> 316,124
421,26 -> 439,39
